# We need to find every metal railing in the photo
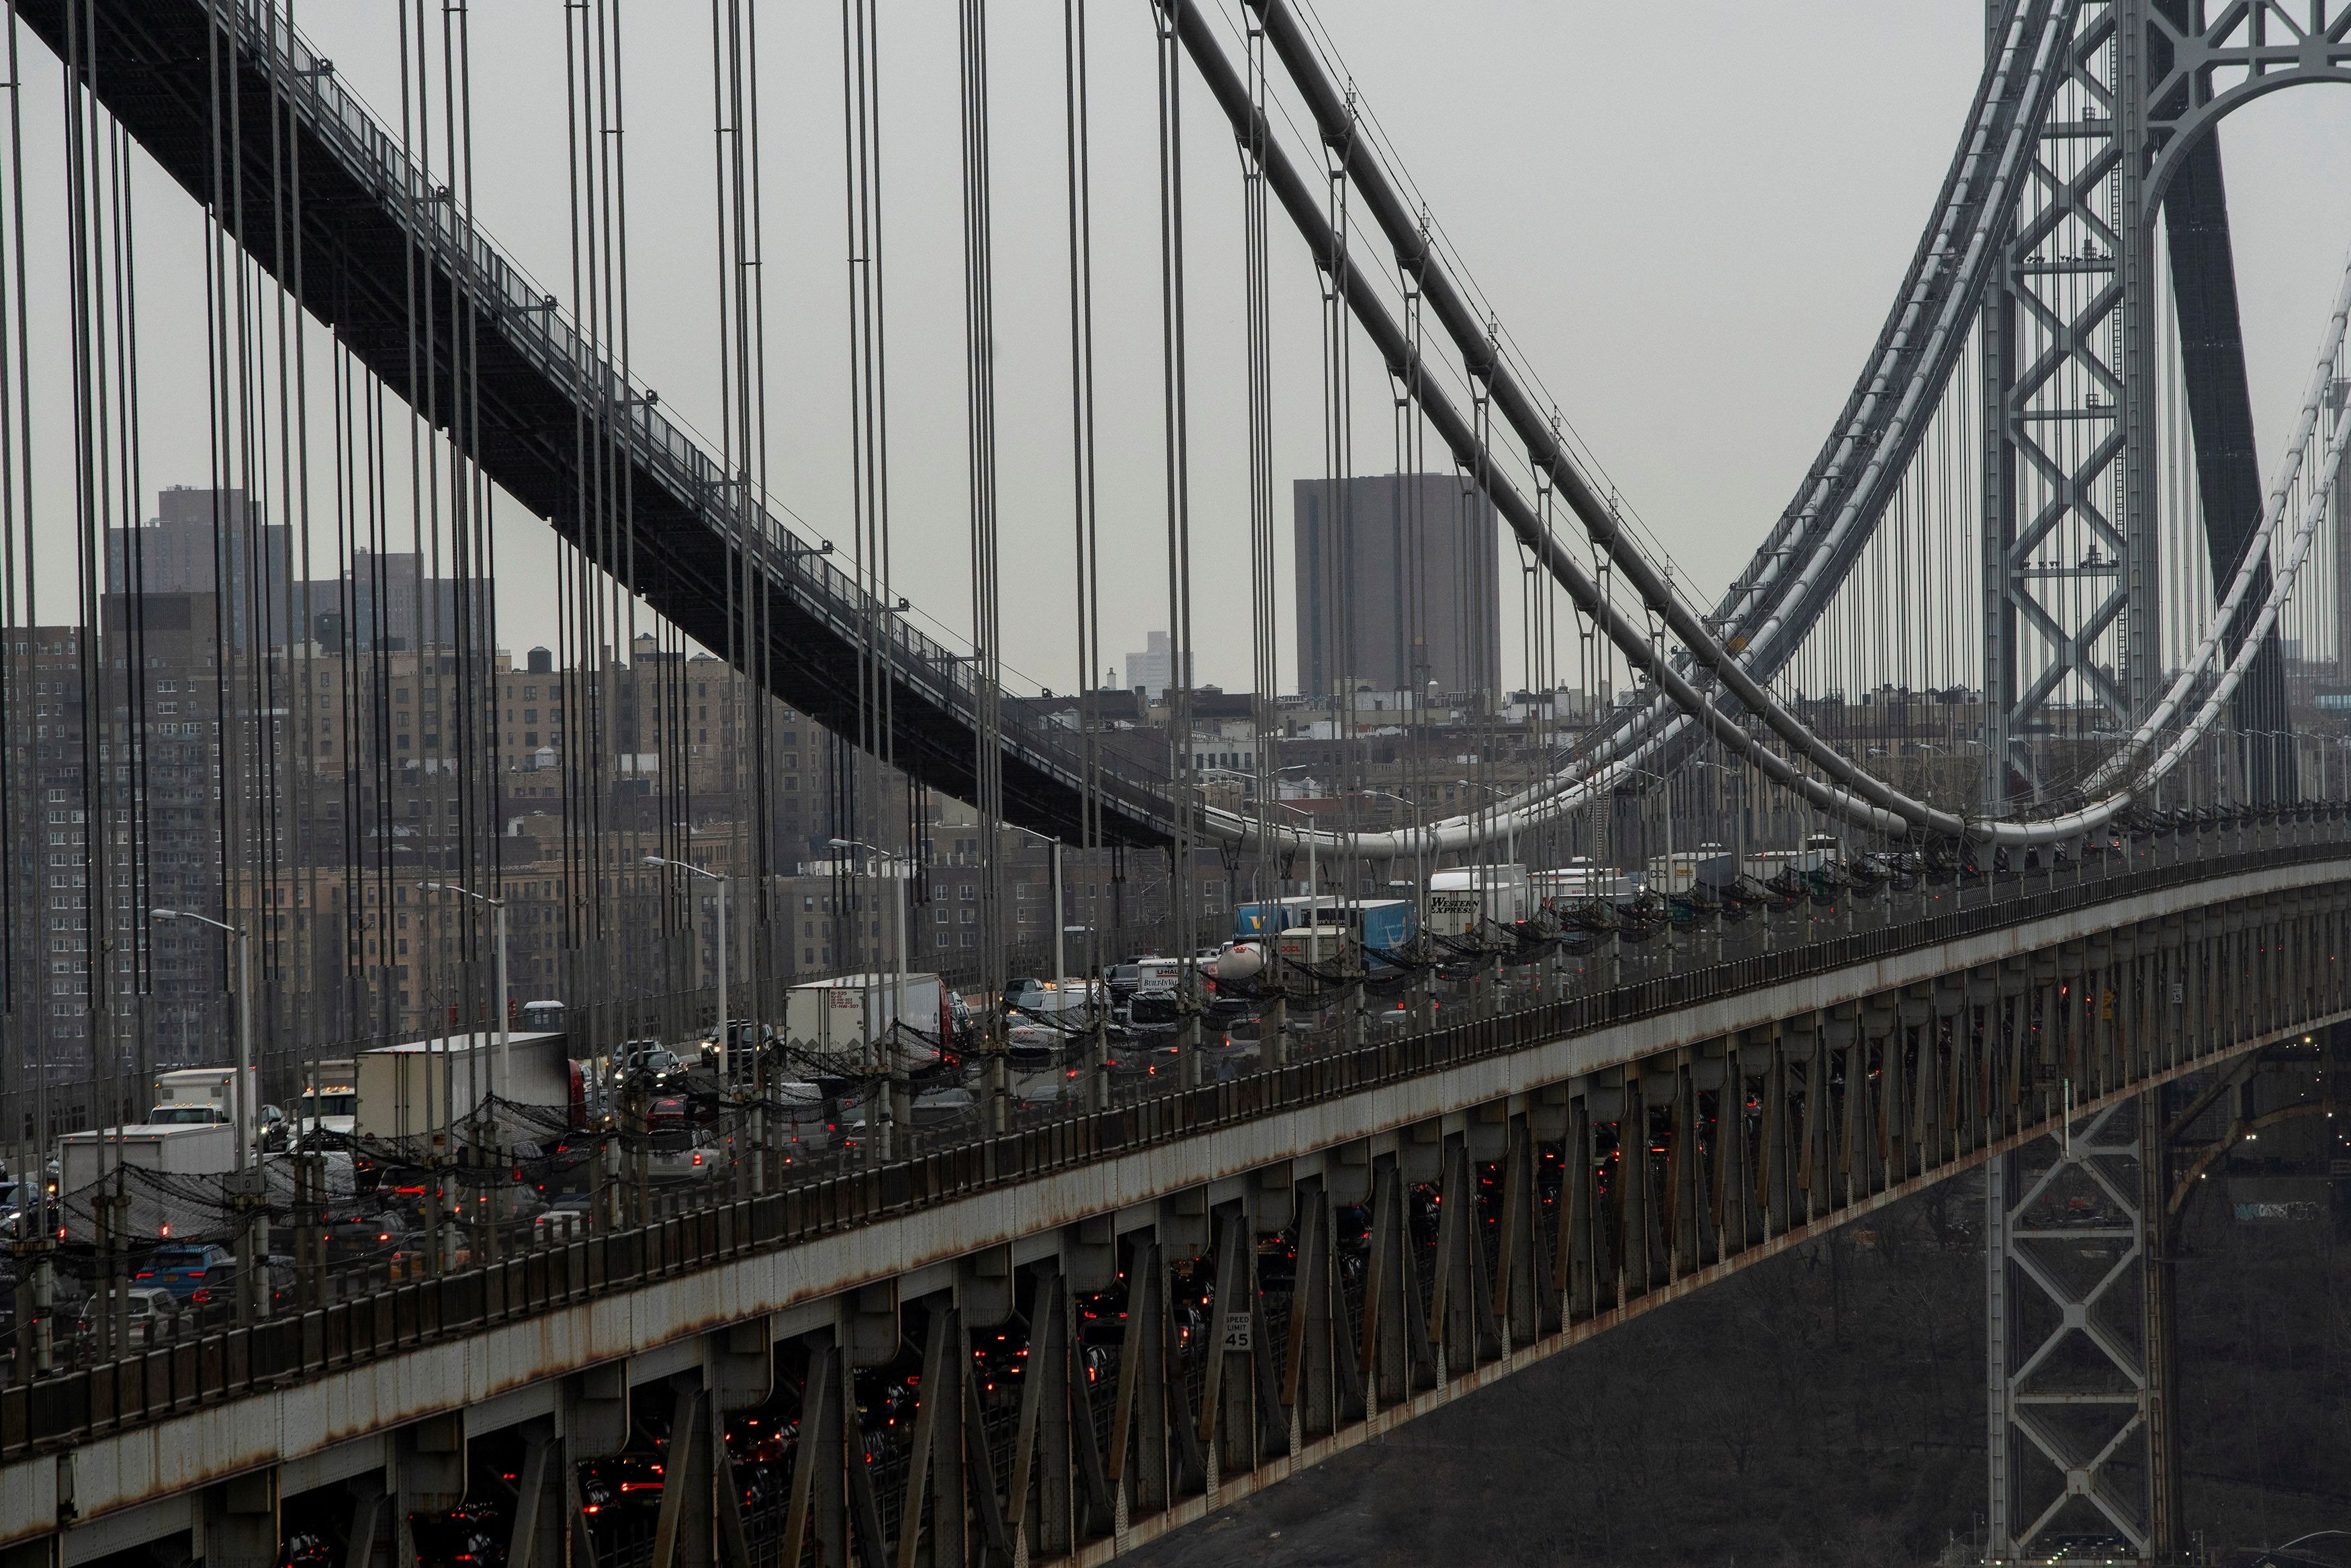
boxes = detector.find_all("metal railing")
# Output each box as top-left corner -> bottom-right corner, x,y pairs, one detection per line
9,807 -> 2349,1459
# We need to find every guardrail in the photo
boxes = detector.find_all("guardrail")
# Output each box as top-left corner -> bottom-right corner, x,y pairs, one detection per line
8,814 -> 2346,1461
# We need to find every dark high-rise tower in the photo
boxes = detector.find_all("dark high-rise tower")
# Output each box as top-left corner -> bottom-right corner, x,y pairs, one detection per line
1292,473 -> 1499,701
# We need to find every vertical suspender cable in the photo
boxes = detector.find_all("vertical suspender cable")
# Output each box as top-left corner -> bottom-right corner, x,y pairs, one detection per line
1063,0 -> 1104,995
1155,0 -> 1198,1008
1240,13 -> 1275,903
960,0 -> 1006,1117
840,0 -> 893,1134
0,0 -> 32,1195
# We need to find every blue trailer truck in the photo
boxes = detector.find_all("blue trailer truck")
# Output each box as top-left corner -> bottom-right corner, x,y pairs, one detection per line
1233,896 -> 1415,968
1233,896 -> 1315,941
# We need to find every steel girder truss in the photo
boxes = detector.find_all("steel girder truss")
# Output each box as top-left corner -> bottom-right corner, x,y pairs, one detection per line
721,880 -> 2351,1568
1985,1099 -> 2168,1561
1986,1035 -> 2339,1565
2334,381 -> 2351,669
1984,0 -> 2351,805
1984,0 -> 2147,800
2144,2 -> 2351,205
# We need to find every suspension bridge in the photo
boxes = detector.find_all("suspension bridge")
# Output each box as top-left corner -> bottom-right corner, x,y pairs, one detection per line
0,2 -> 2347,1566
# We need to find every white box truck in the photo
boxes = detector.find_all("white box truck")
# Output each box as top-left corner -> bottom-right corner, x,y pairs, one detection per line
1531,863 -> 1640,904
1274,925 -> 1351,965
293,1060 -> 359,1145
151,1066 -> 260,1123
783,973 -> 946,1074
1426,865 -> 1532,937
1644,849 -> 1738,894
355,1029 -> 573,1144
57,1123 -> 238,1242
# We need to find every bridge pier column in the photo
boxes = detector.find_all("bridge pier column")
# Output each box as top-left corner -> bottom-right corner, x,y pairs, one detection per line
1931,976 -> 1965,1164
1617,1072 -> 1656,1297
1493,1116 -> 1543,1348
644,1319 -> 770,1568
1441,1135 -> 1500,1371
2141,1089 -> 2181,1565
1555,1087 -> 1601,1324
390,1414 -> 464,1568
1900,987 -> 1937,1179
1984,1146 -> 2016,1559
1036,1264 -> 1081,1556
1986,1097 -> 2168,1563
1112,1234 -> 1173,1527
1824,1005 -> 1861,1213
1647,1056 -> 1693,1281
873,1295 -> 975,1567
500,1423 -> 566,1568
1281,1181 -> 1332,1442
1784,1017 -> 1822,1227
1363,1156 -> 1425,1403
1737,1032 -> 1784,1248
1996,962 -> 2031,1142
1861,999 -> 1897,1197
1815,1006 -> 1853,1213
1694,1048 -> 1736,1269
797,1334 -> 850,1568
2087,941 -> 2117,1097
197,1471 -> 278,1568
1320,1174 -> 1372,1436
2106,931 -> 2144,1091
341,1480 -> 386,1568
2163,915 -> 2193,1068
649,1378 -> 713,1568
2042,948 -> 2077,1099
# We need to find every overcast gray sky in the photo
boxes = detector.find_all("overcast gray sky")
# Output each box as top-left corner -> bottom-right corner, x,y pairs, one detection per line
24,3 -> 2351,696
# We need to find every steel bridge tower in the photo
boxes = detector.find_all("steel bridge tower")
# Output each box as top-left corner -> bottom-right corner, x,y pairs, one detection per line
1981,5 -> 2351,1561
1979,0 -> 2334,811
1985,1098 -> 2177,1561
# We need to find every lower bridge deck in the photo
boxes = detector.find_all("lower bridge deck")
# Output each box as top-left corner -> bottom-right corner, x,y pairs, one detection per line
10,837 -> 2350,1568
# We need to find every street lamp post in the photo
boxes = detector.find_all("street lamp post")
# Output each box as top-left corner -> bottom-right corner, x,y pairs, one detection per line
151,909 -> 252,1170
1356,787 -> 1433,1014
1354,786 -> 1427,933
422,881 -> 510,1260
644,856 -> 727,1081
150,908 -> 261,1321
828,838 -> 907,1158
1617,767 -> 1675,891
1611,766 -> 1677,963
420,882 -> 509,1105
1199,766 -> 1318,910
1007,820 -> 1106,1108
1005,823 -> 1067,985
1197,778 -> 1322,1063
